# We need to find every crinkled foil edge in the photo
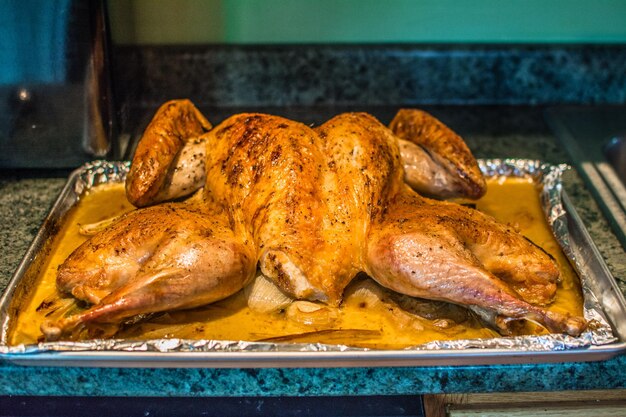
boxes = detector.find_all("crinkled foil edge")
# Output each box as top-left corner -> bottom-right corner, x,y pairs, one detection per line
1,159 -> 618,355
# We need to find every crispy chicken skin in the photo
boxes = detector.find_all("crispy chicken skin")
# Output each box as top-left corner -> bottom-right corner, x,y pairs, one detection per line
42,199 -> 256,339
43,100 -> 586,340
126,99 -> 212,207
204,113 -> 339,301
391,109 -> 486,199
365,191 -> 584,336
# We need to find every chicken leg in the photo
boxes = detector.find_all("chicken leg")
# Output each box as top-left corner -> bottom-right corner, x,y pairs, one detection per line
365,189 -> 586,335
41,200 -> 256,340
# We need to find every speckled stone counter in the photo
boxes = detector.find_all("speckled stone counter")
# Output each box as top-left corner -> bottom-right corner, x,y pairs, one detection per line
113,45 -> 626,108
1,105 -> 625,396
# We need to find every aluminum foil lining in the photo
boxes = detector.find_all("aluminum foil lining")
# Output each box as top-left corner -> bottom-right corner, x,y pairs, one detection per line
1,159 -> 618,355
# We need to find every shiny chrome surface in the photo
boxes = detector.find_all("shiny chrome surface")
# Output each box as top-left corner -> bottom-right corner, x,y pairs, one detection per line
82,0 -> 115,158
0,0 -> 116,168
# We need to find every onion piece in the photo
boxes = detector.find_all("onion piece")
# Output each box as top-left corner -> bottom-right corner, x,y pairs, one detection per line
244,274 -> 293,313
284,301 -> 338,326
343,278 -> 385,308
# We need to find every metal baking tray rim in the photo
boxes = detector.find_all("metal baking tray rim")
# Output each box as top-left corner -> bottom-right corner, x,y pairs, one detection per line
5,343 -> 626,368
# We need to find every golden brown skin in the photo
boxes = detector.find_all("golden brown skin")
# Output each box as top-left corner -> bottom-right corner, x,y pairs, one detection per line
126,99 -> 212,207
44,101 -> 586,340
311,112 -> 405,302
42,199 -> 256,339
204,113 -> 337,301
365,191 -> 584,336
314,113 -> 582,335
390,109 -> 487,199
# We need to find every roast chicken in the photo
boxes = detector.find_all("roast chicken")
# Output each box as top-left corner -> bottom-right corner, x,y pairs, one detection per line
41,100 -> 586,340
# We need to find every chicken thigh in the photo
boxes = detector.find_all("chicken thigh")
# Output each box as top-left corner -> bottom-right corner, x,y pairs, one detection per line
366,191 -> 583,335
42,198 -> 256,339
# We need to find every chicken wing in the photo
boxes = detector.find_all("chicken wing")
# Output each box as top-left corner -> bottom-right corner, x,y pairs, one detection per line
391,109 -> 486,199
126,99 -> 212,207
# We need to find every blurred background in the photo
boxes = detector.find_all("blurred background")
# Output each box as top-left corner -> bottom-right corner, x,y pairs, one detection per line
106,0 -> 626,45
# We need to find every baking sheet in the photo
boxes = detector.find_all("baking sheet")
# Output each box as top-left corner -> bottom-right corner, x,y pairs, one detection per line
1,159 -> 625,367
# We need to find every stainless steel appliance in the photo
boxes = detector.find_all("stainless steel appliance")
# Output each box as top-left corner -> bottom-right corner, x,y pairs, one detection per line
0,0 -> 116,168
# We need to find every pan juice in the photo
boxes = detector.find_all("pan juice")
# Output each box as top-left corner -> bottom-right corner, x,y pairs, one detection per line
10,178 -> 583,349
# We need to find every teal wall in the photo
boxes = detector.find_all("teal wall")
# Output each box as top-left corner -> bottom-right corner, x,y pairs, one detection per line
108,0 -> 626,44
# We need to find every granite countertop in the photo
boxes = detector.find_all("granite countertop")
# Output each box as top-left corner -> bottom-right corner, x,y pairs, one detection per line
1,105 -> 625,397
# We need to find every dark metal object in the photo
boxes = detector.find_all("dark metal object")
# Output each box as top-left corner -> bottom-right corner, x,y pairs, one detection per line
0,0 -> 117,168
0,395 -> 426,417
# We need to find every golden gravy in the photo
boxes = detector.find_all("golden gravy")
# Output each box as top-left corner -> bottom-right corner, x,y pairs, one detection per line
9,178 -> 583,349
